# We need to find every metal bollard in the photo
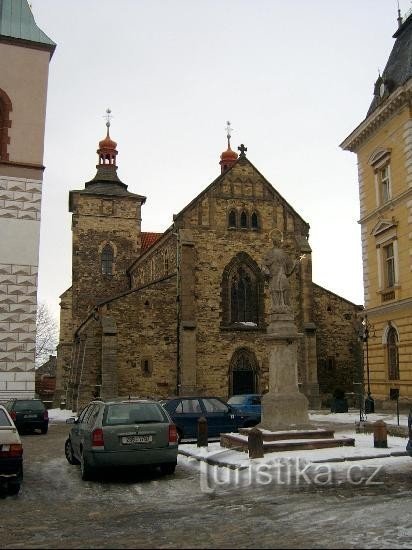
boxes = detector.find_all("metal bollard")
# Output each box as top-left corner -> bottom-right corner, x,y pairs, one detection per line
248,427 -> 264,458
373,420 -> 388,448
197,416 -> 208,447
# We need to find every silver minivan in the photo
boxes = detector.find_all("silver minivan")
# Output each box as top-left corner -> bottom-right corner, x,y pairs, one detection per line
65,398 -> 178,480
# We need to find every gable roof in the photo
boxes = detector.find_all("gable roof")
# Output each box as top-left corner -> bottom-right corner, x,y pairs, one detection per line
173,155 -> 309,232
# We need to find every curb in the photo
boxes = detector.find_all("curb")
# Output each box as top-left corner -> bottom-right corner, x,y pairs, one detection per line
179,448 -> 409,469
179,448 -> 248,470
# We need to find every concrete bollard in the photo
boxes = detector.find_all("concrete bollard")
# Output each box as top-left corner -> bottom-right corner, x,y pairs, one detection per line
248,427 -> 264,458
197,416 -> 208,447
373,420 -> 388,448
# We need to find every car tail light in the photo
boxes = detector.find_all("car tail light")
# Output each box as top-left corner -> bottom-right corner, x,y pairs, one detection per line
10,411 -> 16,421
9,444 -> 23,457
91,428 -> 104,448
168,424 -> 177,444
0,444 -> 23,458
43,410 -> 48,420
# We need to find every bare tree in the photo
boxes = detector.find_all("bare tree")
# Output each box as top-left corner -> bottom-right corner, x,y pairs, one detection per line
36,302 -> 58,368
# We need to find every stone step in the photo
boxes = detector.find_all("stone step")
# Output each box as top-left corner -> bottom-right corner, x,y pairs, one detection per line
221,433 -> 355,454
238,427 -> 335,441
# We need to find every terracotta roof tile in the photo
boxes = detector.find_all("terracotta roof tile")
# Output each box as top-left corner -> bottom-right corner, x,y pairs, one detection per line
141,232 -> 162,253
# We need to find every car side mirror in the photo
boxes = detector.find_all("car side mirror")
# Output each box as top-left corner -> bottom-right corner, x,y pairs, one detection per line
66,417 -> 77,424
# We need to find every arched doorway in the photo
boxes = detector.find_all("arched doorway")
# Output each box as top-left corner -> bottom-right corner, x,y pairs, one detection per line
229,348 -> 259,396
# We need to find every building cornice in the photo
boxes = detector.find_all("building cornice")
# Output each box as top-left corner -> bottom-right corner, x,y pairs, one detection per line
366,296 -> 412,318
340,83 -> 412,153
358,186 -> 412,225
0,35 -> 55,58
0,159 -> 44,171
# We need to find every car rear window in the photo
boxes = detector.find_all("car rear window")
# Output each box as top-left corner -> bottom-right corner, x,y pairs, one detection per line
13,400 -> 45,411
103,403 -> 168,426
0,409 -> 11,426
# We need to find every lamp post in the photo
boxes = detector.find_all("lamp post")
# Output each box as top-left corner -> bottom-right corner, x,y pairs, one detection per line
362,315 -> 375,414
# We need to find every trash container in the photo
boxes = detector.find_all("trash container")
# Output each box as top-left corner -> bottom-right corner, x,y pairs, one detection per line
365,396 -> 375,414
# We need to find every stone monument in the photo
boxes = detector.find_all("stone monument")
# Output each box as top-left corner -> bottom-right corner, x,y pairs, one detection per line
259,229 -> 311,431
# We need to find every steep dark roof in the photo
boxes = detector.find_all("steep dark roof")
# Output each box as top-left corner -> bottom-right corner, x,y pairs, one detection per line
69,164 -> 146,210
367,13 -> 412,116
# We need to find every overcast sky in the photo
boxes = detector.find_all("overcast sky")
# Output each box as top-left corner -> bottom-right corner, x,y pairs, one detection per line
30,0 -> 408,324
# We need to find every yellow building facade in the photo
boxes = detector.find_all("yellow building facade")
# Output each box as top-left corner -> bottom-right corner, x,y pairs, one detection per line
341,11 -> 412,410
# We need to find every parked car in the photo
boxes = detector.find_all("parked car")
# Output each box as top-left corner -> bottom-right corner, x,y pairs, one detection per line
407,408 -> 412,457
4,399 -> 49,434
227,394 -> 262,423
160,396 -> 258,443
0,405 -> 23,495
64,398 -> 178,480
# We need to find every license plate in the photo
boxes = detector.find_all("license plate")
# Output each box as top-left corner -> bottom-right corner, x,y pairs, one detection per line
23,414 -> 37,418
121,435 -> 152,444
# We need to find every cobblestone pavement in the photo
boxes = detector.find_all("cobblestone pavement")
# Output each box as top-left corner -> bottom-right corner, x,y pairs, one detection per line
1,422 -> 412,549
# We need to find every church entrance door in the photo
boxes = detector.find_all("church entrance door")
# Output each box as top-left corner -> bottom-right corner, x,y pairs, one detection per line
232,369 -> 255,395
229,348 -> 259,396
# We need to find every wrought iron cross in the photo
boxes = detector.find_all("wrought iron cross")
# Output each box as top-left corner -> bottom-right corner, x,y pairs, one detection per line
238,143 -> 247,157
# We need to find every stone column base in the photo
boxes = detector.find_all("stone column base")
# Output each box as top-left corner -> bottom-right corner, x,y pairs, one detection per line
259,391 -> 311,432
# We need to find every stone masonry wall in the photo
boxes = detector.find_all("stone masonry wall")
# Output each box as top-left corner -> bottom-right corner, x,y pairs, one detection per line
70,275 -> 177,411
70,193 -> 142,328
312,283 -> 363,404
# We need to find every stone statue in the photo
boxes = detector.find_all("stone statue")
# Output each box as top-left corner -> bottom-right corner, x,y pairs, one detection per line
262,230 -> 302,313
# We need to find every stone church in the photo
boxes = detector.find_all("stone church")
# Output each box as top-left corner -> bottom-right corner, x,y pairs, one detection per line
54,123 -> 363,411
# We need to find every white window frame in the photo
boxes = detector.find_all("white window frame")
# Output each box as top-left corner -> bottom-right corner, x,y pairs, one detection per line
369,149 -> 392,208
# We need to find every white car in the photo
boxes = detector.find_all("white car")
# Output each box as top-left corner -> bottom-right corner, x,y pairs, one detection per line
0,405 -> 23,495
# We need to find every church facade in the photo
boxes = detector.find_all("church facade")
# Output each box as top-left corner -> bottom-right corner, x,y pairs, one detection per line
55,126 -> 362,412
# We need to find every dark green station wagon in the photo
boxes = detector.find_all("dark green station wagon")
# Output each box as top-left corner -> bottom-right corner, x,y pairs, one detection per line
64,398 -> 178,480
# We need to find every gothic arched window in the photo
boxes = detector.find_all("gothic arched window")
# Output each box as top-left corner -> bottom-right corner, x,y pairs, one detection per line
387,325 -> 399,380
221,253 -> 264,327
228,210 -> 237,228
101,244 -> 114,275
230,267 -> 256,323
251,212 -> 259,230
240,211 -> 248,228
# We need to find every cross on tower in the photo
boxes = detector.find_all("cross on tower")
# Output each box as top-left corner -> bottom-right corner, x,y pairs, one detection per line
104,108 -> 113,129
238,143 -> 247,157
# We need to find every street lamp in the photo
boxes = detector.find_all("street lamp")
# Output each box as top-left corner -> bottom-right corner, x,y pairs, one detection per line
362,315 -> 375,414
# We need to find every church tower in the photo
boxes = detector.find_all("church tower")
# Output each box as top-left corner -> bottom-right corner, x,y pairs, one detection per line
341,8 -> 412,410
69,113 -> 146,328
0,1 -> 55,400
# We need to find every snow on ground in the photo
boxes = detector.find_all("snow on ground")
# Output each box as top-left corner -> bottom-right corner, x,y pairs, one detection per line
309,409 -> 409,427
48,408 -> 77,422
180,429 -> 410,470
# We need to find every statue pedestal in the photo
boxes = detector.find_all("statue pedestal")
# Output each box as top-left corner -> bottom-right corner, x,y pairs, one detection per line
259,315 -> 311,432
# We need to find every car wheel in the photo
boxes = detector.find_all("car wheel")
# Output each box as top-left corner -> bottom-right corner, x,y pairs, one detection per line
176,429 -> 183,445
80,449 -> 95,481
41,424 -> 48,435
160,462 -> 177,475
65,438 -> 80,465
